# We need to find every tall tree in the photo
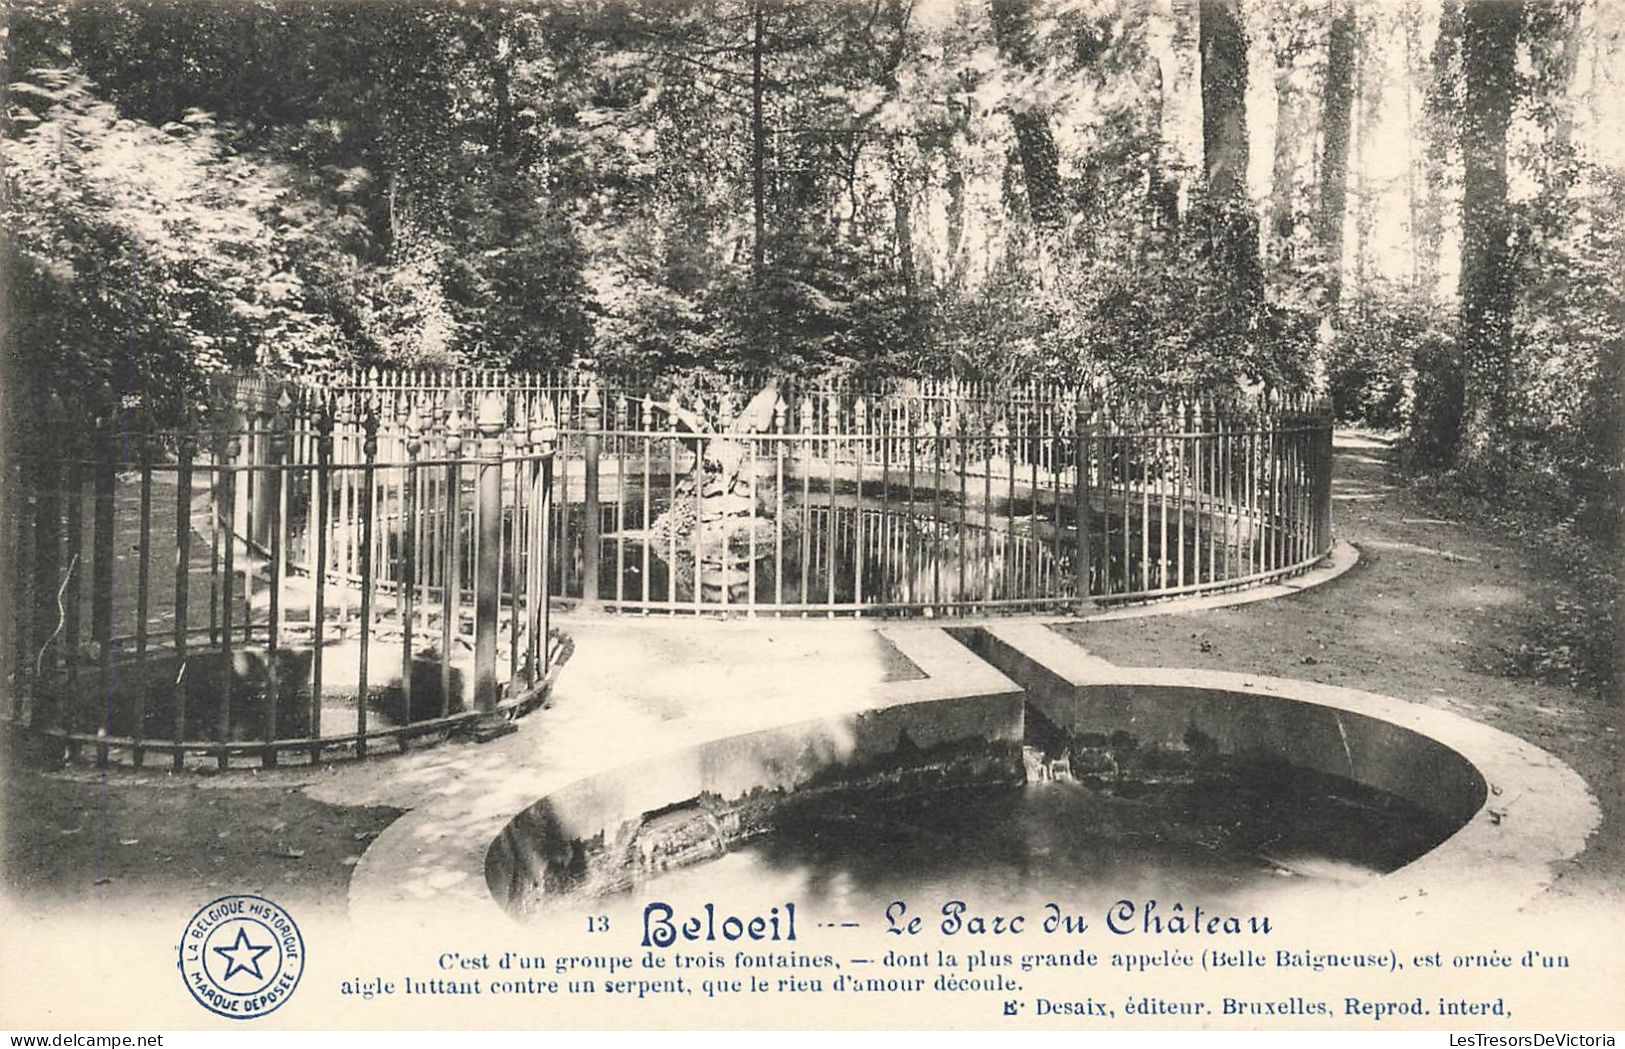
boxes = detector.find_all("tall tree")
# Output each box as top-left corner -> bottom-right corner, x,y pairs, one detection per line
1196,0 -> 1262,315
1457,0 -> 1523,460
1317,0 -> 1356,312
1266,16 -> 1306,258
989,0 -> 1064,231
1147,0 -> 1201,236
751,0 -> 768,274
1399,0 -> 1426,290
1198,0 -> 1249,202
1421,0 -> 1465,292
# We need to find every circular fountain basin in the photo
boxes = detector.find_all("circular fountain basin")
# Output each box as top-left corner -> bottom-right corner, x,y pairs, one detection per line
483,665 -> 1597,924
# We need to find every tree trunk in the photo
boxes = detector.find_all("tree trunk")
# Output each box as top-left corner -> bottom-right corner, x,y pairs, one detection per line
1196,0 -> 1260,309
1148,58 -> 1173,243
1532,0 -> 1584,165
1198,0 -> 1249,203
1352,27 -> 1370,294
492,29 -> 515,157
989,0 -> 1063,230
1553,8 -> 1582,153
893,179 -> 917,297
1318,0 -> 1356,312
1267,28 -> 1300,258
1401,0 -> 1423,289
1407,0 -> 1465,465
1457,0 -> 1522,461
1419,0 -> 1462,297
388,170 -> 401,248
751,2 -> 767,274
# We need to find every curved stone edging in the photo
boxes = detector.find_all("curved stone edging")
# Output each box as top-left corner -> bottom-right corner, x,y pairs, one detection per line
1124,667 -> 1598,913
969,621 -> 1599,915
537,540 -> 1362,633
1067,538 -> 1361,624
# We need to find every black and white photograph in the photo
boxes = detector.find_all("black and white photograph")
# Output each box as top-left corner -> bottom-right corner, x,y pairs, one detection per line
0,0 -> 1621,1034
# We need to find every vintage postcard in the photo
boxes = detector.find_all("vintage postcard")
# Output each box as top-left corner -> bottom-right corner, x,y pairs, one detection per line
2,0 -> 1621,1035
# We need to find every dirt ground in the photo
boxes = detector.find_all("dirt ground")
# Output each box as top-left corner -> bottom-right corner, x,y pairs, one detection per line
1055,432 -> 1624,905
2,432 -> 1617,915
1,750 -> 401,918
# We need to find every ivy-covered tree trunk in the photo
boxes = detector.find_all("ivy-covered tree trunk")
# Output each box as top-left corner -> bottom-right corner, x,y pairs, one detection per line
1352,31 -> 1373,293
1197,0 -> 1261,313
1400,0 -> 1424,289
1318,0 -> 1356,313
1199,0 -> 1248,202
989,0 -> 1063,231
1457,0 -> 1522,463
1405,0 -> 1466,466
751,1 -> 767,275
891,159 -> 917,297
1152,0 -> 1201,238
1419,0 -> 1462,292
492,34 -> 516,157
1267,29 -> 1300,258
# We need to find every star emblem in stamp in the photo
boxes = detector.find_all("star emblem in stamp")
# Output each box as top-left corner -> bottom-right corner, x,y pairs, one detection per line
178,895 -> 305,1020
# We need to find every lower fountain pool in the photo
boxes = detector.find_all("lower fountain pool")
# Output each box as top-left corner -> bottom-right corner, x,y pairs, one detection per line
484,652 -> 1545,927
585,759 -> 1457,922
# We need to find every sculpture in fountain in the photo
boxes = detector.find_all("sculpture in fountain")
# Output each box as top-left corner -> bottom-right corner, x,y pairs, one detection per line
640,382 -> 790,600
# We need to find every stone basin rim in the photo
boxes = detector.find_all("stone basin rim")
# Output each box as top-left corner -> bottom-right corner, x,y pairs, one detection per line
474,657 -> 1599,924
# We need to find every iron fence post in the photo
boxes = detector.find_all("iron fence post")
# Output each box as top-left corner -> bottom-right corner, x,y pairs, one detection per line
262,388 -> 291,768
1318,398 -> 1335,556
91,385 -> 118,766
441,399 -> 464,718
310,394 -> 333,761
355,397 -> 378,758
472,390 -> 516,741
400,403 -> 421,751
171,422 -> 195,770
533,401 -> 557,688
581,383 -> 602,609
1074,389 -> 1092,611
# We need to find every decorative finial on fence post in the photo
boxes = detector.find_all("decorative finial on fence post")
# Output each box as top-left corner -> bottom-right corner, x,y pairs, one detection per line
271,385 -> 294,467
316,389 -> 335,453
404,403 -> 423,459
477,388 -> 505,443
360,391 -> 380,463
512,397 -> 531,453
534,396 -> 557,455
445,396 -> 465,458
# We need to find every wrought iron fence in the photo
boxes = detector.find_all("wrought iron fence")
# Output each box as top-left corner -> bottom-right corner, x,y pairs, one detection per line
5,382 -> 566,768
301,370 -> 1334,617
2,369 -> 1331,766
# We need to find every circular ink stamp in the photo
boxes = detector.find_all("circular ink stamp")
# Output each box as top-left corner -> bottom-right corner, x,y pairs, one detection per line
178,895 -> 305,1020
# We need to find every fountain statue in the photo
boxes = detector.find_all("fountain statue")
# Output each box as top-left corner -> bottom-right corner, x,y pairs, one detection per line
637,382 -> 791,601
